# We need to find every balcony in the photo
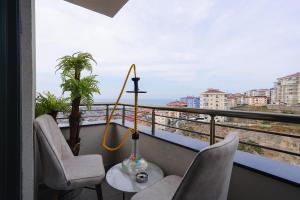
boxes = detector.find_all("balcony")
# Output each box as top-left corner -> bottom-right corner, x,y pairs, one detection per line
3,0 -> 300,199
37,103 -> 300,200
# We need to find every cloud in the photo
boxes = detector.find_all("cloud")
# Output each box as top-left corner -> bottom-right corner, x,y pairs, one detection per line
36,0 -> 300,99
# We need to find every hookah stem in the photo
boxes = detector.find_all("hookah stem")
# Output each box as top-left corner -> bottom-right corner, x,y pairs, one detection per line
134,81 -> 138,134
133,76 -> 138,158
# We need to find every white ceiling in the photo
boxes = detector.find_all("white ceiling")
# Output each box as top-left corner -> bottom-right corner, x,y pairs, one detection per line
64,0 -> 129,17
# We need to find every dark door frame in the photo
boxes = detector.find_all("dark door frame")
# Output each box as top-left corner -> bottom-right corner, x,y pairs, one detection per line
0,0 -> 21,199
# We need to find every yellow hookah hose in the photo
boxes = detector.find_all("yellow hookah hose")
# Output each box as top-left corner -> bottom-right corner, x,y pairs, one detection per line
101,64 -> 138,151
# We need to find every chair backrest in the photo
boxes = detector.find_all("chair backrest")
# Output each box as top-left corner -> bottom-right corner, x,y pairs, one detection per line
34,114 -> 74,189
173,133 -> 239,200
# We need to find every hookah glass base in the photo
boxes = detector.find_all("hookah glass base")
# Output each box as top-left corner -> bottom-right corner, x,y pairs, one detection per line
122,139 -> 148,175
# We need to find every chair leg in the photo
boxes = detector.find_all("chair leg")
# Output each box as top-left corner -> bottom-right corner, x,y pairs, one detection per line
52,190 -> 60,200
95,184 -> 103,200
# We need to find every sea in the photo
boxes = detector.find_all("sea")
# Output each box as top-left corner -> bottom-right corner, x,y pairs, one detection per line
94,98 -> 174,106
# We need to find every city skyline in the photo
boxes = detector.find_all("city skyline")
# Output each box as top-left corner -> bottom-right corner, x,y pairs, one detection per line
36,0 -> 300,99
69,71 -> 300,105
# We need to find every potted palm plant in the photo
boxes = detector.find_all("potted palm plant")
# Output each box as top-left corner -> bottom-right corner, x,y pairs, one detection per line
35,91 -> 70,120
56,52 -> 100,155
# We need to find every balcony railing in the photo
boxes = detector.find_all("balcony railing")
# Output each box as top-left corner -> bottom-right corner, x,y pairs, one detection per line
57,103 -> 300,163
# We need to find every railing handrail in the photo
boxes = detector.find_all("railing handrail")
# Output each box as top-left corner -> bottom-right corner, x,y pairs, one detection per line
87,102 -> 300,124
58,102 -> 300,158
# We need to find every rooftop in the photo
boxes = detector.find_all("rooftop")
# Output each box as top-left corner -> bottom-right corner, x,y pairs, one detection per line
279,72 -> 300,79
202,88 -> 226,94
167,101 -> 187,107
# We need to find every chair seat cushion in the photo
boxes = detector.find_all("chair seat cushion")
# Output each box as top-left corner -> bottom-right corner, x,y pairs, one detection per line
63,154 -> 105,189
131,175 -> 182,200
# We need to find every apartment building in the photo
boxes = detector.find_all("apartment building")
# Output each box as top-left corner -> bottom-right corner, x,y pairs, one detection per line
245,89 -> 271,103
246,96 -> 268,106
226,93 -> 245,108
270,88 -> 276,104
200,89 -> 227,122
180,96 -> 200,108
155,101 -> 187,130
274,72 -> 300,105
200,89 -> 227,110
245,89 -> 271,97
155,110 -> 169,130
227,96 -> 237,109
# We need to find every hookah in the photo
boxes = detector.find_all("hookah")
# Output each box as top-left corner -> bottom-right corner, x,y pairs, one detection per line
101,64 -> 148,175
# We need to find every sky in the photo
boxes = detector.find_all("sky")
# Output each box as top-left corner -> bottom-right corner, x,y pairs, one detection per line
36,0 -> 300,101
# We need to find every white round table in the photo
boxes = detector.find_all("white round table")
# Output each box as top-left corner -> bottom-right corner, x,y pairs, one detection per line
106,162 -> 164,199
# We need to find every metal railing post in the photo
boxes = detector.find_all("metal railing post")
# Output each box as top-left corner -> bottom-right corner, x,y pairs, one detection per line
106,105 -> 109,123
210,115 -> 216,145
151,109 -> 155,135
122,105 -> 125,125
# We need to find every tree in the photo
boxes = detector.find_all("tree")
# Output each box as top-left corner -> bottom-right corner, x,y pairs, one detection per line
56,52 -> 100,155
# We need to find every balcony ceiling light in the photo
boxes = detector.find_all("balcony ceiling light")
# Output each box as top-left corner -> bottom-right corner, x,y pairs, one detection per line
64,0 -> 129,17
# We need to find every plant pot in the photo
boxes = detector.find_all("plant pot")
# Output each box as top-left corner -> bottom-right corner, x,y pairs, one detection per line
73,139 -> 81,156
48,110 -> 58,122
67,137 -> 81,156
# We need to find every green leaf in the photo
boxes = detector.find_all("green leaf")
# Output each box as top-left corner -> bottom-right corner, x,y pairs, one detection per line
35,92 -> 70,117
56,52 -> 100,110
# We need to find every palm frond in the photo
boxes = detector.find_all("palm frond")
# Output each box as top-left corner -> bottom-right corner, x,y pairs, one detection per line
56,52 -> 100,110
35,92 -> 70,116
56,52 -> 97,74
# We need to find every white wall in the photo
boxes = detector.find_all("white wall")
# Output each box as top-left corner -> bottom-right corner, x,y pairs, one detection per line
20,0 -> 35,199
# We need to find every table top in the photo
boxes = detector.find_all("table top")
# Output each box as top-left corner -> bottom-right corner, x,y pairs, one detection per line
106,162 -> 164,193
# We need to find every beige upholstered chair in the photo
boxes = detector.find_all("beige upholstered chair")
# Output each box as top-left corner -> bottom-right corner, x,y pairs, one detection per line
34,114 -> 105,200
131,133 -> 239,200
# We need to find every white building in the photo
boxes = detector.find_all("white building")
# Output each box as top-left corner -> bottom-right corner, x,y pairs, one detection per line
245,89 -> 271,103
270,88 -> 276,104
155,101 -> 187,130
246,96 -> 268,106
245,89 -> 270,97
227,93 -> 244,108
200,88 -> 228,122
227,96 -> 237,109
200,88 -> 227,110
274,72 -> 300,105
155,110 -> 169,130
